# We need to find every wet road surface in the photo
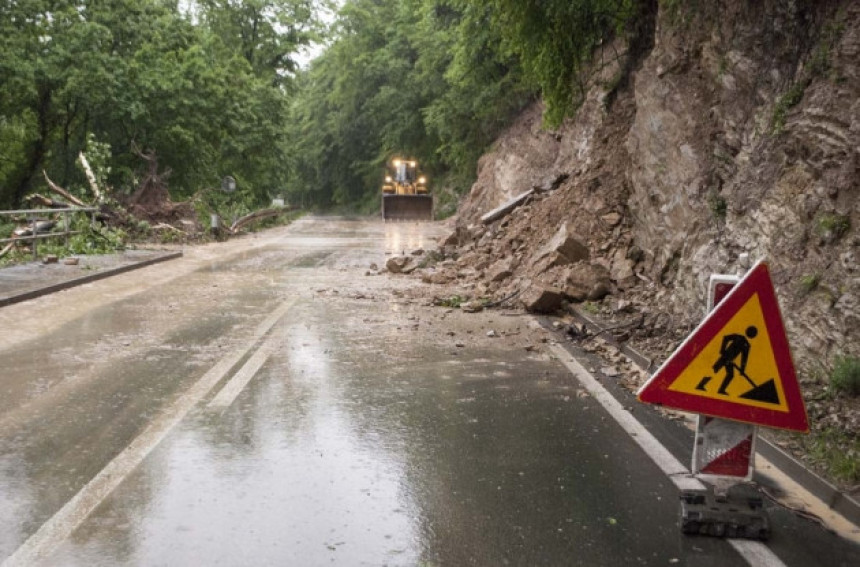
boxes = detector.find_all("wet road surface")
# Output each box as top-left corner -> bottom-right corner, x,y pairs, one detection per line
0,217 -> 858,566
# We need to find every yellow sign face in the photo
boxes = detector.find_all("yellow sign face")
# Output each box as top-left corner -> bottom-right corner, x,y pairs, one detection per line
638,261 -> 808,431
667,293 -> 789,413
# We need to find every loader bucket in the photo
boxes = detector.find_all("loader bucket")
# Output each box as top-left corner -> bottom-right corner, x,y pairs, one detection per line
382,194 -> 433,221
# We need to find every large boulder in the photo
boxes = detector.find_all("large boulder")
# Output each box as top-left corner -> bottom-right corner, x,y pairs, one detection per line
521,284 -> 564,313
537,223 -> 589,267
563,263 -> 611,302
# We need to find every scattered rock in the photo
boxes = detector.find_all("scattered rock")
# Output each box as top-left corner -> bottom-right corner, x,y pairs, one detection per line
43,255 -> 59,264
537,223 -> 589,265
601,212 -> 623,226
626,246 -> 644,263
587,283 -> 610,301
461,301 -> 484,313
563,284 -> 589,302
601,366 -> 621,377
488,264 -> 513,282
63,257 -> 79,266
386,256 -> 411,274
521,285 -> 564,313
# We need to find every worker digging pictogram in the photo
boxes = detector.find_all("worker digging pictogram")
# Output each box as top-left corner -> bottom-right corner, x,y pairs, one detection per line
694,324 -> 780,405
638,261 -> 808,432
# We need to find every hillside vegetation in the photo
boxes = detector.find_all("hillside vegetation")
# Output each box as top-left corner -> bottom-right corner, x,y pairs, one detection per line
1,0 -> 644,216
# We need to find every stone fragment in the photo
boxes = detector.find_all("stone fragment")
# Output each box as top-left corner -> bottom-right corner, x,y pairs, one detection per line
386,256 -> 411,274
587,283 -> 610,301
487,258 -> 514,282
610,249 -> 635,287
426,270 -> 455,285
538,223 -> 589,265
43,255 -> 58,264
601,212 -> 622,226
521,285 -> 564,313
565,263 -> 610,296
63,257 -> 79,266
461,301 -> 484,313
626,246 -> 644,263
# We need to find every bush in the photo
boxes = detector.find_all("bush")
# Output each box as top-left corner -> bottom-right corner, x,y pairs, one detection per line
831,355 -> 860,396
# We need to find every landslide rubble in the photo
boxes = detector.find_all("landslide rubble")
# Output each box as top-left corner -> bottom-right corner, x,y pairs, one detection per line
407,1 -> 860,489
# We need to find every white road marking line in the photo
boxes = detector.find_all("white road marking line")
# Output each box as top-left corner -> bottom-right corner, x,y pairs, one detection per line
2,299 -> 295,567
728,539 -> 787,567
546,340 -> 788,567
208,339 -> 275,409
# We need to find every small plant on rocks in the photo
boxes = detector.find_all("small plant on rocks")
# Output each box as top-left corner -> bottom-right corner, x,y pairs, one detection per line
436,295 -> 465,308
830,355 -> 860,397
815,213 -> 850,243
798,273 -> 820,296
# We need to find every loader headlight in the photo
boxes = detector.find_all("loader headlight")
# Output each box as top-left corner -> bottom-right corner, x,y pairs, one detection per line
385,176 -> 392,183
393,159 -> 401,167
409,161 -> 416,168
418,176 -> 426,185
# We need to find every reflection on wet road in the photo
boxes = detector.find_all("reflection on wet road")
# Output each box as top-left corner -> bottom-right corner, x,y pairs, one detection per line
0,218 -> 857,566
44,299 -> 722,566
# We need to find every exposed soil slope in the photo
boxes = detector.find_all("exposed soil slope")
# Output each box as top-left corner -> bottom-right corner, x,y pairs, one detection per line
416,1 -> 859,488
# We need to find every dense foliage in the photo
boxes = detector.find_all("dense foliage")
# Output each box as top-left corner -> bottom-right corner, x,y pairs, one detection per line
0,0 -> 319,210
1,0 -> 643,213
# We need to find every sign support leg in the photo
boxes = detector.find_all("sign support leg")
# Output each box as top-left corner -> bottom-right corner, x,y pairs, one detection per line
679,270 -> 770,539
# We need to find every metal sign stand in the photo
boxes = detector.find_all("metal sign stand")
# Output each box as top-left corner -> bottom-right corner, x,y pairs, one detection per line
679,263 -> 771,539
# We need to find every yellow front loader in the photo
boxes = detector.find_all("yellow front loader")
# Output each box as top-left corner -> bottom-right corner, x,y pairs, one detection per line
381,158 -> 433,221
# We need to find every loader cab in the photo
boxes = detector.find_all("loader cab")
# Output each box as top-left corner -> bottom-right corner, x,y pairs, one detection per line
394,160 -> 415,184
381,157 -> 433,221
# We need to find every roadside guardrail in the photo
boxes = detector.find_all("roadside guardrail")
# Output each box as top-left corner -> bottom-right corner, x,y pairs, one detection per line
0,207 -> 99,260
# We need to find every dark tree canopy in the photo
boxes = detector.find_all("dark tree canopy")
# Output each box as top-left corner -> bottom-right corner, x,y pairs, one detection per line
1,0 -> 644,213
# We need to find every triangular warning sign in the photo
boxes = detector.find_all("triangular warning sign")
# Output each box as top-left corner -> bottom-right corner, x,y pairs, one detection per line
638,261 -> 809,432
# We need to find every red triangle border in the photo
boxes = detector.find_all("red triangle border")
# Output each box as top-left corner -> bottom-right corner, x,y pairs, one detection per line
637,261 -> 809,432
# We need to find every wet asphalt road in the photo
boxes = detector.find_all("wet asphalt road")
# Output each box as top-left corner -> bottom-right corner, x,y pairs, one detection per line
0,217 -> 858,566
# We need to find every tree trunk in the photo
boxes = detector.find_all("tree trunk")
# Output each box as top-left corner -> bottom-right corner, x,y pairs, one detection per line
13,89 -> 53,207
229,207 -> 292,233
42,170 -> 88,207
78,152 -> 102,202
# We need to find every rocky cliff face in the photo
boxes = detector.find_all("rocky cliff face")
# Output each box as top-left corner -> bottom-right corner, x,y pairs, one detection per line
443,0 -> 858,379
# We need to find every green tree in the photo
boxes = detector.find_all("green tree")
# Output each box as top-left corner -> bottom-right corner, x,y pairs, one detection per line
0,0 -> 319,210
284,0 -> 532,211
472,0 -> 641,127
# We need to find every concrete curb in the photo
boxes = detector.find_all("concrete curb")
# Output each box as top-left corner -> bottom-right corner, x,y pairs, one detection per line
566,306 -> 860,528
0,251 -> 183,308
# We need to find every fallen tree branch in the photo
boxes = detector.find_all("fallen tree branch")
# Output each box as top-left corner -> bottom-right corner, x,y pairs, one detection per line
78,152 -> 102,203
43,170 -> 87,207
588,314 -> 645,340
153,222 -> 186,234
0,242 -> 14,259
25,193 -> 70,209
228,207 -> 291,233
480,190 -> 534,225
484,288 -> 523,309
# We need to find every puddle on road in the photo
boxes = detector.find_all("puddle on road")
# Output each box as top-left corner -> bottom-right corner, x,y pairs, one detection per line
44,299 -> 742,567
